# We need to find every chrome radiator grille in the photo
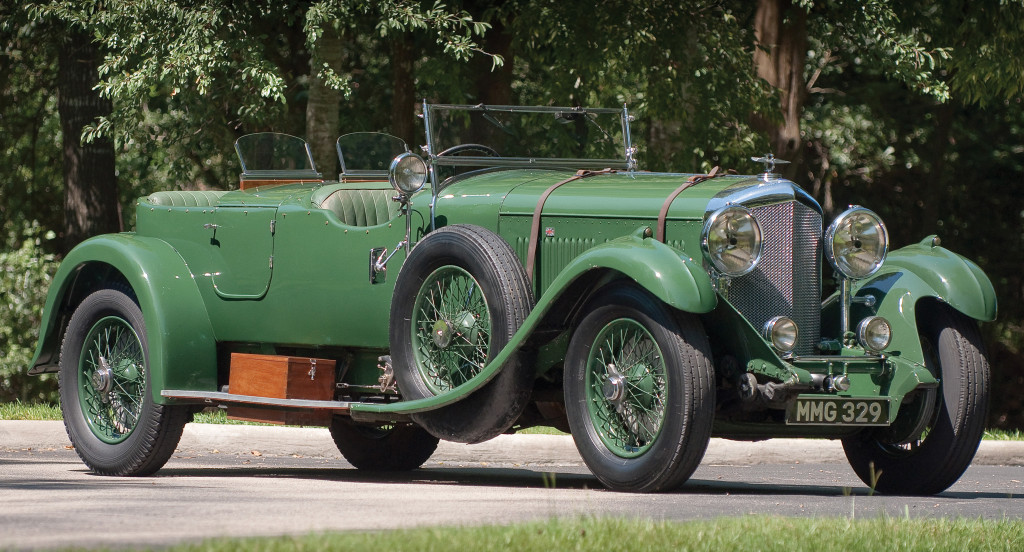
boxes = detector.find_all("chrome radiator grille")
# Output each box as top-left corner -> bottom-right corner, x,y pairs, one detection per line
727,201 -> 822,355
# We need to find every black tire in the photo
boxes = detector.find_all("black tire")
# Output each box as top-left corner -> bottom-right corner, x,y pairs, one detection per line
564,285 -> 714,492
59,287 -> 189,475
390,224 -> 534,444
329,417 -> 439,470
842,304 -> 990,495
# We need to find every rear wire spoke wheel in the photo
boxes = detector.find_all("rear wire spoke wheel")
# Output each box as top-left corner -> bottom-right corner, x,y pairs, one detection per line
59,287 -> 188,475
329,416 -> 439,471
77,316 -> 147,443
565,285 -> 714,492
842,304 -> 991,495
391,225 -> 534,444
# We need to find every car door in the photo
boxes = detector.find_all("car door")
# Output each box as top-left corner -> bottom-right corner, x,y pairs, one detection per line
208,206 -> 277,299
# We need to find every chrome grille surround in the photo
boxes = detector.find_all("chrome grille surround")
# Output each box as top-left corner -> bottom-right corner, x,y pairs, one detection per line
707,181 -> 823,356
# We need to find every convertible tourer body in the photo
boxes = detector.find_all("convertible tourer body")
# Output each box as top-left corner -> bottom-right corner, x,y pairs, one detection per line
31,104 -> 996,493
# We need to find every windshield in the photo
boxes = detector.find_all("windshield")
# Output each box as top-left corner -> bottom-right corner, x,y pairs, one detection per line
336,132 -> 409,178
234,133 -> 318,174
423,104 -> 635,171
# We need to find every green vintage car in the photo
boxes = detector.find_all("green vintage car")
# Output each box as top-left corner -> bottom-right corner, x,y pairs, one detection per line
30,104 -> 996,494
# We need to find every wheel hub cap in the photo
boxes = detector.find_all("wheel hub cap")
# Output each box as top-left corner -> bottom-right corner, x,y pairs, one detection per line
432,319 -> 453,348
603,363 -> 626,409
92,356 -> 114,402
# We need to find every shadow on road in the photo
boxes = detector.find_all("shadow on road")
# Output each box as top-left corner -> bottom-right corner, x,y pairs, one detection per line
145,462 -> 1023,500
6,451 -> 1018,500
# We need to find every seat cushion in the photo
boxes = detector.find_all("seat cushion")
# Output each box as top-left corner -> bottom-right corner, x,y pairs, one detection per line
146,190 -> 228,208
317,188 -> 401,227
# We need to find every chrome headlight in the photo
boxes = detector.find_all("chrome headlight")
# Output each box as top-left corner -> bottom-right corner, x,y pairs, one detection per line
825,206 -> 888,279
701,205 -> 763,277
389,152 -> 427,196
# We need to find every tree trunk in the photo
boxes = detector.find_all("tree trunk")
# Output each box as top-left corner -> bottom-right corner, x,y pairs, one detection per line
471,17 -> 514,145
390,34 -> 417,147
752,0 -> 807,178
59,28 -> 119,253
306,30 -> 344,178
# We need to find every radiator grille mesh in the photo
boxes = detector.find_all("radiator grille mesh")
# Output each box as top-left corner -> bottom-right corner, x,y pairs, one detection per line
727,201 -> 822,355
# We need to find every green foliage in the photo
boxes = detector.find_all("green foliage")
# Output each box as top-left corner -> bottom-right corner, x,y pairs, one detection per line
0,3 -> 63,242
930,0 -> 1024,106
33,1 -> 497,147
806,1 -> 953,102
0,223 -> 59,404
4,0 -> 1024,427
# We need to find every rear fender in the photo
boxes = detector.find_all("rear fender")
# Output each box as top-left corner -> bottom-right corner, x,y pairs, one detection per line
30,234 -> 217,404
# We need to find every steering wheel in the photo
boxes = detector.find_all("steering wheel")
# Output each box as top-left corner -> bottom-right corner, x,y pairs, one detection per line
436,143 -> 500,157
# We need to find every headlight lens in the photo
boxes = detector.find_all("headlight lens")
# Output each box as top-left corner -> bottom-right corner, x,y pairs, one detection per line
825,206 -> 888,279
857,316 -> 892,352
763,316 -> 799,353
701,205 -> 763,277
389,152 -> 427,195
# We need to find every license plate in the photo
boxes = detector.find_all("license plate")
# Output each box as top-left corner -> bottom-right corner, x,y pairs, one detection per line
786,397 -> 890,426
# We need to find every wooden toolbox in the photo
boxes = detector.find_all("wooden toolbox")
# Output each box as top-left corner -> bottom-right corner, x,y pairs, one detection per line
227,353 -> 336,426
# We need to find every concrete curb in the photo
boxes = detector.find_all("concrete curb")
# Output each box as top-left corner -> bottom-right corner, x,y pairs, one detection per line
2,420 -> 1022,466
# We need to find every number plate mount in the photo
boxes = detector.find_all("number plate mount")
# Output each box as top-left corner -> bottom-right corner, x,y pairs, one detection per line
785,396 -> 890,426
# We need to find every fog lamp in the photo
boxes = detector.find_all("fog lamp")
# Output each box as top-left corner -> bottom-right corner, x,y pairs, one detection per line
857,316 -> 892,352
763,316 -> 799,353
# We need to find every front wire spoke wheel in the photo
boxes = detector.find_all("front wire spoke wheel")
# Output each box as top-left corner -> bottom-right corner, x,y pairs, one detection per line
586,319 -> 667,457
565,285 -> 714,493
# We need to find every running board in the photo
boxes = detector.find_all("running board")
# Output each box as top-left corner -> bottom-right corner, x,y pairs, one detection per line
161,390 -> 354,411
160,390 -> 411,423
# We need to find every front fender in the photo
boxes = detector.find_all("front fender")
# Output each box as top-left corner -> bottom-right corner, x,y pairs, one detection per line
850,237 -> 996,367
545,229 -> 718,314
878,237 -> 997,322
351,228 -> 716,416
30,234 -> 217,404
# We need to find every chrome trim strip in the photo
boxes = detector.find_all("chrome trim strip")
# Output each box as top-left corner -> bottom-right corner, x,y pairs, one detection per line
705,179 -> 823,217
426,104 -> 624,115
423,99 -> 438,231
431,156 -> 629,170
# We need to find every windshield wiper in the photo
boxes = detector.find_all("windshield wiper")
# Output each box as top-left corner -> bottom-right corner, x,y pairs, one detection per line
555,109 -> 613,142
476,104 -> 516,136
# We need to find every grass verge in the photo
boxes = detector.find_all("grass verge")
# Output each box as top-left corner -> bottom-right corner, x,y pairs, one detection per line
0,401 -> 62,420
984,429 -> 1024,441
142,517 -> 1024,552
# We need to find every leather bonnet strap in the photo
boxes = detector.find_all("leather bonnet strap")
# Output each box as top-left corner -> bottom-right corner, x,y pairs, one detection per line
526,168 -> 615,283
656,166 -> 721,243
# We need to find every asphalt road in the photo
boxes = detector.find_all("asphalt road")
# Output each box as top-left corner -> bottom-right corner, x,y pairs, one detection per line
2,422 -> 1023,550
